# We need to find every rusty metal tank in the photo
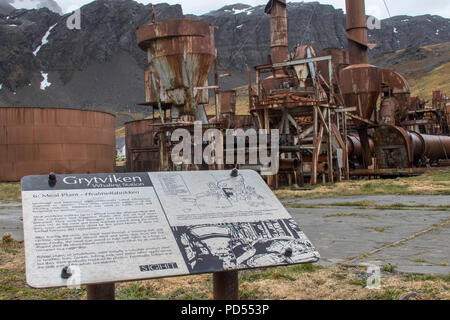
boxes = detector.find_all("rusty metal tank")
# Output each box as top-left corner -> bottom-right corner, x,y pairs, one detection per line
0,107 -> 115,182
340,0 -> 381,122
137,19 -> 216,115
125,118 -> 161,172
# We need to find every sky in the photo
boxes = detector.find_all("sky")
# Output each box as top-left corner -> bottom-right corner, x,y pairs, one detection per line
8,0 -> 450,18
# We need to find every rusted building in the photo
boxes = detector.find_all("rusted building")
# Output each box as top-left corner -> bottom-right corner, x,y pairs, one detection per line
0,107 -> 116,182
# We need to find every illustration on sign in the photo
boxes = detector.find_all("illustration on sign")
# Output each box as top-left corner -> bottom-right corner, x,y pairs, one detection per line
172,219 -> 317,273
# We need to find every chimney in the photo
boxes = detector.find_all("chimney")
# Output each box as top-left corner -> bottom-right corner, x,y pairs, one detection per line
265,0 -> 288,64
345,0 -> 369,65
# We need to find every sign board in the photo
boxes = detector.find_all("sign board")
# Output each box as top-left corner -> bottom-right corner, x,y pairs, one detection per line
21,170 -> 319,288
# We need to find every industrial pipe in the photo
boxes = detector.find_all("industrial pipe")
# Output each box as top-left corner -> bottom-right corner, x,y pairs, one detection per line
347,134 -> 374,161
345,0 -> 369,65
409,131 -> 450,162
265,0 -> 288,64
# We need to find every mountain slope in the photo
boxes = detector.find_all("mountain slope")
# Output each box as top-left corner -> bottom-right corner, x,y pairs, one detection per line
371,42 -> 450,99
0,1 -> 449,114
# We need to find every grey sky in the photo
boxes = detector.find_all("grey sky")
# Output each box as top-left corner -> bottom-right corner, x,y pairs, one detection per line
9,0 -> 450,18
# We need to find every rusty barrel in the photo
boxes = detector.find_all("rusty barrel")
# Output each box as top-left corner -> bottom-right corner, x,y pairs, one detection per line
0,107 -> 115,182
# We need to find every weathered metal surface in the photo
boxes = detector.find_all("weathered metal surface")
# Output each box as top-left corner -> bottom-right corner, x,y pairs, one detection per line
347,134 -> 374,162
379,69 -> 411,121
137,19 -> 216,115
417,133 -> 450,163
265,0 -> 288,64
379,97 -> 399,125
317,48 -> 349,85
345,0 -> 369,65
87,283 -> 115,300
213,271 -> 239,300
373,125 -> 412,169
0,107 -> 115,182
220,90 -> 237,114
125,118 -> 161,172
340,64 -> 381,121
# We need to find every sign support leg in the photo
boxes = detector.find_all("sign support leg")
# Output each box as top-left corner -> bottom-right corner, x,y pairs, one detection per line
87,282 -> 116,300
213,271 -> 239,300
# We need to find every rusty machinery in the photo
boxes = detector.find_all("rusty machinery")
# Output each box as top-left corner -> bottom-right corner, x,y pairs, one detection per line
246,0 -> 450,185
340,0 -> 450,174
133,17 -> 254,173
248,0 -> 357,187
128,1 -> 450,185
404,91 -> 449,136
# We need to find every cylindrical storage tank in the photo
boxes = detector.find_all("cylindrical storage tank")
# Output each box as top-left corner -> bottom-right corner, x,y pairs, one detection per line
0,107 -> 116,182
137,19 -> 216,114
125,118 -> 161,172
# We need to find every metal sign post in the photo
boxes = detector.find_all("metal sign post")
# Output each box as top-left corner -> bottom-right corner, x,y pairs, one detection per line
213,271 -> 239,300
87,283 -> 116,300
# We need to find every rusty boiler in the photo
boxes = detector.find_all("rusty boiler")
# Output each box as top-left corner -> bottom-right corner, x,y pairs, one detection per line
137,19 -> 216,119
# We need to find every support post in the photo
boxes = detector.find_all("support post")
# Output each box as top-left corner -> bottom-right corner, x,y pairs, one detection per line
87,283 -> 115,300
213,271 -> 239,300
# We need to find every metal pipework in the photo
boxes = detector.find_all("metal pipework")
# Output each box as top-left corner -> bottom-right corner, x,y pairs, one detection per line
340,0 -> 381,168
346,134 -> 374,161
345,0 -> 369,64
409,131 -> 450,162
265,0 -> 288,64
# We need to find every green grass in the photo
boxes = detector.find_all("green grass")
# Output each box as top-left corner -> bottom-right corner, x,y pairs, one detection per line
349,279 -> 367,287
382,265 -> 395,273
412,258 -> 429,263
325,213 -> 358,218
116,283 -> 160,300
0,183 -> 21,203
403,274 -> 450,283
0,269 -> 86,300
287,201 -> 450,212
239,263 -> 322,283
276,169 -> 450,200
364,289 -> 402,300
239,287 -> 261,300
116,283 -> 208,300
165,288 -> 208,300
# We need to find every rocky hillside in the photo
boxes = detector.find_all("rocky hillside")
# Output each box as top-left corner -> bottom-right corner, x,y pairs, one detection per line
0,0 -> 449,116
371,42 -> 450,99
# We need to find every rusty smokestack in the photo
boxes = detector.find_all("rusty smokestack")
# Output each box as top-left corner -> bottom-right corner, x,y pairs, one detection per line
345,0 -> 369,65
265,0 -> 288,64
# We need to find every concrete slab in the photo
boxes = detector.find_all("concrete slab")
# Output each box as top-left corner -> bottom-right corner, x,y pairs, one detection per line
0,202 -> 23,241
1,195 -> 449,275
286,195 -> 450,275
